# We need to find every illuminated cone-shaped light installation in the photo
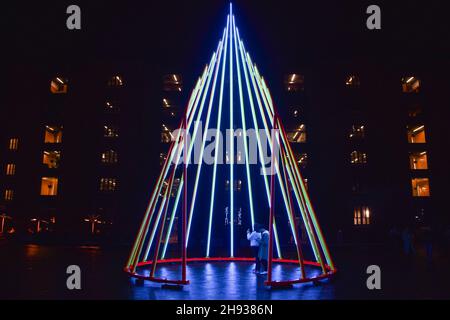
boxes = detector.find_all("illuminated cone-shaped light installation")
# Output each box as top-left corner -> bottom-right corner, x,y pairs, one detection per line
125,4 -> 336,286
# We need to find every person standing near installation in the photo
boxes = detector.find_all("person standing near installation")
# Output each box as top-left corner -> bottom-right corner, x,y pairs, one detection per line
258,226 -> 270,275
247,224 -> 261,273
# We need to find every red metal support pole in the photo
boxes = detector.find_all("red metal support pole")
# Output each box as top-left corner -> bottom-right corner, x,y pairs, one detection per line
280,145 -> 306,279
150,165 -> 176,278
182,116 -> 188,282
267,114 -> 277,283
128,112 -> 188,271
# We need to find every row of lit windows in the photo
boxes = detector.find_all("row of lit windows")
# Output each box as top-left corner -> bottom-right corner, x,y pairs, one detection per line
3,177 -> 119,201
5,151 -> 116,174
349,178 -> 430,198
99,178 -> 118,192
3,178 -> 59,200
284,124 -> 426,145
101,150 -> 118,164
50,75 -> 124,94
285,74 -> 421,93
158,177 -> 309,196
50,74 -> 419,95
50,73 -> 184,94
7,123 -> 121,150
159,149 -> 427,169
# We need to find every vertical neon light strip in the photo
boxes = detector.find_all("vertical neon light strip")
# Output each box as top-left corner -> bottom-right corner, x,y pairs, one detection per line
186,29 -> 227,247
181,49 -> 222,247
157,46 -> 219,251
127,76 -> 206,270
232,15 -> 255,230
206,16 -> 230,257
283,149 -> 325,270
161,177 -> 183,259
242,44 -> 323,265
141,58 -> 217,262
245,53 -> 321,262
254,67 -> 330,268
160,74 -> 211,261
236,34 -> 290,257
229,3 -> 235,258
235,28 -> 281,258
157,66 -> 218,259
257,73 -> 332,268
243,53 -> 305,246
280,151 -> 306,278
160,33 -> 224,253
143,187 -> 169,261
131,55 -> 217,267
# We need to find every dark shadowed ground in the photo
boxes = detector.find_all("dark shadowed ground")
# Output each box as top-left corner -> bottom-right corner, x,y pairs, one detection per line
0,242 -> 449,300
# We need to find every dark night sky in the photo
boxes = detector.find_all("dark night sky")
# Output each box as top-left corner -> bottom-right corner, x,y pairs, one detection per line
3,0 -> 450,71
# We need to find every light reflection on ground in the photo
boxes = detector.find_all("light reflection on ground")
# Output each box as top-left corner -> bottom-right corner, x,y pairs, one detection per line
129,261 -> 335,300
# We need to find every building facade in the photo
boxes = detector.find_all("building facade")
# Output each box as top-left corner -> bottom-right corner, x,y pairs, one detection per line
1,59 -> 449,243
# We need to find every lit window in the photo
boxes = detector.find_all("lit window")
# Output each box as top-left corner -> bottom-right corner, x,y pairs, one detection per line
354,206 -> 371,225
100,178 -> 118,192
409,151 -> 428,170
402,76 -> 420,93
101,150 -> 118,164
6,164 -> 16,175
235,180 -> 242,192
171,178 -> 181,197
345,75 -> 360,88
161,124 -> 173,143
163,109 -> 178,118
411,178 -> 430,197
350,151 -> 367,164
160,153 -> 167,166
162,98 -> 176,109
104,125 -> 119,138
4,189 -> 14,201
43,151 -> 61,168
107,75 -> 123,87
225,180 -> 243,191
40,177 -> 58,196
105,101 -> 120,113
407,125 -> 426,143
286,124 -> 306,143
44,126 -> 63,143
349,125 -> 365,140
285,74 -> 304,92
289,106 -> 301,118
160,180 -> 169,197
50,77 -> 68,94
296,153 -> 308,168
9,138 -> 19,150
159,178 -> 180,198
163,74 -> 183,92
